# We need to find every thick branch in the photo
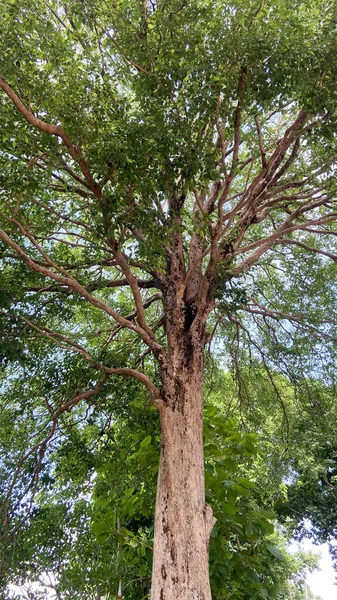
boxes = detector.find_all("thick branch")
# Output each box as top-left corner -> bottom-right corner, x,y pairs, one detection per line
109,244 -> 161,342
243,300 -> 303,322
0,227 -> 165,356
276,238 -> 337,262
0,77 -> 101,196
221,110 -> 308,239
2,310 -> 161,400
105,367 -> 161,400
254,114 -> 267,169
26,278 -> 160,294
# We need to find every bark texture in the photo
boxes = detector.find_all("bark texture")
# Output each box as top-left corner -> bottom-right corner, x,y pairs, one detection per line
151,326 -> 215,600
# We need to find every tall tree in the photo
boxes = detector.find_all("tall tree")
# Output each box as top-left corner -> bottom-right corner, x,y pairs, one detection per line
1,1 -> 337,598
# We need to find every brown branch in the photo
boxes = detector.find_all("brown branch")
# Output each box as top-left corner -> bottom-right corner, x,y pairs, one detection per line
254,114 -> 267,169
269,137 -> 300,187
0,227 -> 165,356
107,291 -> 162,332
58,158 -> 93,190
254,187 -> 319,215
276,238 -> 337,262
19,153 -> 93,195
49,183 -> 91,199
29,198 -> 95,232
270,178 -> 311,195
10,313 -> 96,363
1,212 -> 82,279
221,110 -> 308,238
103,29 -> 163,87
243,301 -> 303,322
107,244 -> 161,343
105,367 -> 161,400
104,293 -> 163,347
232,202 -> 337,274
1,361 -> 161,551
205,180 -> 224,214
0,77 -> 101,197
244,155 -> 255,192
2,310 -> 161,401
193,190 -> 206,215
197,73 -> 253,310
206,68 -> 248,234
25,278 -> 159,294
235,189 -> 328,247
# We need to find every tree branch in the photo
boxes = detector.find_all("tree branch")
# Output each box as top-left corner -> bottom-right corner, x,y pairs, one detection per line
105,367 -> 161,400
1,309 -> 162,400
1,377 -> 108,541
108,244 -> 161,342
0,77 -> 101,197
276,238 -> 337,262
0,227 -> 165,356
254,114 -> 267,169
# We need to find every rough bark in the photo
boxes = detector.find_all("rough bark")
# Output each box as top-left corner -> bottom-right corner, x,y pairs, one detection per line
151,326 -> 216,600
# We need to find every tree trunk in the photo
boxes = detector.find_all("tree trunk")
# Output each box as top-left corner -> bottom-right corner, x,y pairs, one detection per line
151,329 -> 215,600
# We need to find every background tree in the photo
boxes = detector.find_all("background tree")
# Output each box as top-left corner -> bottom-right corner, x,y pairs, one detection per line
1,1 -> 337,598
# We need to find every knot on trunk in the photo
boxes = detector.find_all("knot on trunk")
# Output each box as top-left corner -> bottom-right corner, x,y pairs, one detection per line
203,504 -> 216,543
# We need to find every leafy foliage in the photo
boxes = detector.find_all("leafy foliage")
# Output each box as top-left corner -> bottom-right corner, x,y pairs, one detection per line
0,371 -> 328,599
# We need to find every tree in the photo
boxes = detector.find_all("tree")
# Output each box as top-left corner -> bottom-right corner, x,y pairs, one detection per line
1,1 -> 337,598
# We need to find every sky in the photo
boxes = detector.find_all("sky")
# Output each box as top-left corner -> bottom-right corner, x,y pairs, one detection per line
306,542 -> 336,600
289,539 -> 336,600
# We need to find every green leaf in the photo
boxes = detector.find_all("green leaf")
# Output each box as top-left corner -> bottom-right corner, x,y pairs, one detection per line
266,544 -> 285,561
140,435 -> 152,448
